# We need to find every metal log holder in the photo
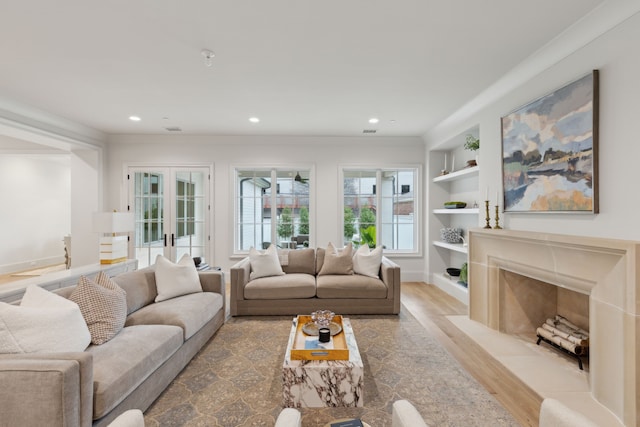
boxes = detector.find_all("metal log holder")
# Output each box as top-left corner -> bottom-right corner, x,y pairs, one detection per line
536,334 -> 587,370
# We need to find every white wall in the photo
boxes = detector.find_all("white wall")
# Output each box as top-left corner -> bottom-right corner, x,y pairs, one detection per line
70,149 -> 101,267
424,10 -> 640,242
105,135 -> 425,279
0,153 -> 70,273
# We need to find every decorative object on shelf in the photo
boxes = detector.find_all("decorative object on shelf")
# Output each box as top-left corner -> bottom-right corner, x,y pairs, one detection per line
502,70 -> 599,213
464,134 -> 480,167
440,228 -> 462,244
446,267 -> 461,277
440,152 -> 449,175
484,200 -> 492,229
444,201 -> 467,209
459,262 -> 468,287
494,204 -> 502,229
464,134 -> 479,151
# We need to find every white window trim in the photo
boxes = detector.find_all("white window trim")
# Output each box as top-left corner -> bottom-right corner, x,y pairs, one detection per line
338,164 -> 422,257
231,164 -> 315,256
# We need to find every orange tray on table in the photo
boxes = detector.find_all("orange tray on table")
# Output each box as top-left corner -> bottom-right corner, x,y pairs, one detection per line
290,315 -> 349,361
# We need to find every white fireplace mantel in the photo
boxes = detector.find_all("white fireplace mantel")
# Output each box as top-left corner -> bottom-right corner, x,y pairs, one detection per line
469,229 -> 639,427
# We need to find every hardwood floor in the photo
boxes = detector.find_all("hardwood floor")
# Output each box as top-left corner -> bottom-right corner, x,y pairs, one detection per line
401,282 -> 542,427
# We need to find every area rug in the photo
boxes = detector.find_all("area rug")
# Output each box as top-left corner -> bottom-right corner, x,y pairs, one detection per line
144,310 -> 518,427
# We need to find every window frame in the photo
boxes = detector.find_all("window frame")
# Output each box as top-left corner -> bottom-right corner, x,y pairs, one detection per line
339,165 -> 421,256
232,165 -> 314,255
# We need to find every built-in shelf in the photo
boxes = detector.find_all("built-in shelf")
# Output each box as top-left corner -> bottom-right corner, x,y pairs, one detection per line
433,208 -> 479,215
432,273 -> 469,304
433,241 -> 468,254
433,165 -> 479,183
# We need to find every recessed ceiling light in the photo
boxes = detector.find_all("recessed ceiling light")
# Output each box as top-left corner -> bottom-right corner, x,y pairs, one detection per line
368,118 -> 379,124
249,117 -> 260,123
129,116 -> 141,122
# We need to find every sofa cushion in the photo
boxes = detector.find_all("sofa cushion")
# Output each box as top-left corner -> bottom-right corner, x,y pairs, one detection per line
124,292 -> 222,340
250,245 -> 285,280
316,275 -> 388,299
352,244 -> 383,278
112,267 -> 157,315
281,248 -> 316,275
155,254 -> 203,302
318,242 -> 354,276
0,285 -> 91,354
87,324 -> 183,419
244,273 -> 316,300
70,272 -> 128,345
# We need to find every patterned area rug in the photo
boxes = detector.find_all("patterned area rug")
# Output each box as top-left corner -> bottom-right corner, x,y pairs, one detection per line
144,310 -> 518,427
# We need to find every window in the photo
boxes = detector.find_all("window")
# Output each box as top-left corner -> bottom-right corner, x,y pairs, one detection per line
235,168 -> 311,252
342,167 -> 419,253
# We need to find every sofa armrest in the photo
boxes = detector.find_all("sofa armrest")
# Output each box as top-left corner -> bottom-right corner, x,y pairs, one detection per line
230,257 -> 251,316
0,352 -> 93,427
380,256 -> 401,314
198,270 -> 225,295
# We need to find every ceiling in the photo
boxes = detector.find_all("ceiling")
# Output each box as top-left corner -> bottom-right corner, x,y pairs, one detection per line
0,0 -> 605,137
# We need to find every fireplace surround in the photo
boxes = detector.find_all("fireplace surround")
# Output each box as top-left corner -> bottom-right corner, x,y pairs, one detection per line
469,229 -> 639,426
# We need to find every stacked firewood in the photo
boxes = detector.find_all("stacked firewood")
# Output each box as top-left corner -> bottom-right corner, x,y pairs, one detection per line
536,315 -> 589,356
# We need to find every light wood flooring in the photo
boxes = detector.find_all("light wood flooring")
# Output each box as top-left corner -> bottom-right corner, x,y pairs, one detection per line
401,282 -> 541,427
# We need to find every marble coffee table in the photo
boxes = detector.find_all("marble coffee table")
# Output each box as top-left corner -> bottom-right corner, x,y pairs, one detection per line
282,317 -> 364,407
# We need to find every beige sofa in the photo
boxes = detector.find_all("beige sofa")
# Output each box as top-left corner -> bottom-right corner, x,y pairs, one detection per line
0,266 -> 225,427
230,247 -> 401,316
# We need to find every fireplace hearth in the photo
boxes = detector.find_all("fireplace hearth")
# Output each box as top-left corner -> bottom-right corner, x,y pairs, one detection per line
468,229 -> 640,427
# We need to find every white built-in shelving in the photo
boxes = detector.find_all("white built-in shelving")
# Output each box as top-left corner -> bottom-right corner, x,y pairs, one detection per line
428,127 -> 480,305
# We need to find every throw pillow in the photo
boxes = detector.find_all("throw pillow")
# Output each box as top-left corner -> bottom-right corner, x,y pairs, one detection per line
249,245 -> 285,280
0,285 -> 91,354
70,271 -> 128,345
318,242 -> 354,276
353,244 -> 383,278
154,254 -> 203,302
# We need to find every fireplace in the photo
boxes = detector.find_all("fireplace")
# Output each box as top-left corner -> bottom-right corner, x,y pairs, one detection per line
468,229 -> 639,427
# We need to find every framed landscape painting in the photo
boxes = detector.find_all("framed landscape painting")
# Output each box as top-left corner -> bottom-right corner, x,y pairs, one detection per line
501,70 -> 599,213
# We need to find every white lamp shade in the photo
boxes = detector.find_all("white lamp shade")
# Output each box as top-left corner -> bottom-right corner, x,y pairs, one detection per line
93,212 -> 135,233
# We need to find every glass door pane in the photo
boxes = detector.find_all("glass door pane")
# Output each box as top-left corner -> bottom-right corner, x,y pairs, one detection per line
173,170 -> 207,261
133,171 -> 167,268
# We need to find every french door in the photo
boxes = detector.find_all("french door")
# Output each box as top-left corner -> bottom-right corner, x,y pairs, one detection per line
127,166 -> 211,268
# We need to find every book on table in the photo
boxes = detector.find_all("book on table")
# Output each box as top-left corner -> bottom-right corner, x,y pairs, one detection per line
330,419 -> 364,427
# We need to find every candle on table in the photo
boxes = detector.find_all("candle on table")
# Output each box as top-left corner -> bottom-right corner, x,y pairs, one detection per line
496,190 -> 499,206
485,187 -> 489,201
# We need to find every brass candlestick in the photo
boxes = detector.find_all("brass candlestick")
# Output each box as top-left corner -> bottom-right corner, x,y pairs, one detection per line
494,205 -> 502,229
484,200 -> 492,229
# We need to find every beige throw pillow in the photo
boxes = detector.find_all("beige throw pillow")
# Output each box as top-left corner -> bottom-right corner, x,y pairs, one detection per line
154,254 -> 203,302
318,242 -> 354,276
353,244 -> 383,278
70,271 -> 127,345
249,245 -> 285,280
0,285 -> 91,354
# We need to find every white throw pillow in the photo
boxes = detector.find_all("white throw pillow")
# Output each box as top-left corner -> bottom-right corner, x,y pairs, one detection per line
249,245 -> 285,280
154,254 -> 203,302
353,244 -> 383,278
0,285 -> 91,354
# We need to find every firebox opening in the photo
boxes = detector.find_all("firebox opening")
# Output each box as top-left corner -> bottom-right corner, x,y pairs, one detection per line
499,269 -> 590,367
